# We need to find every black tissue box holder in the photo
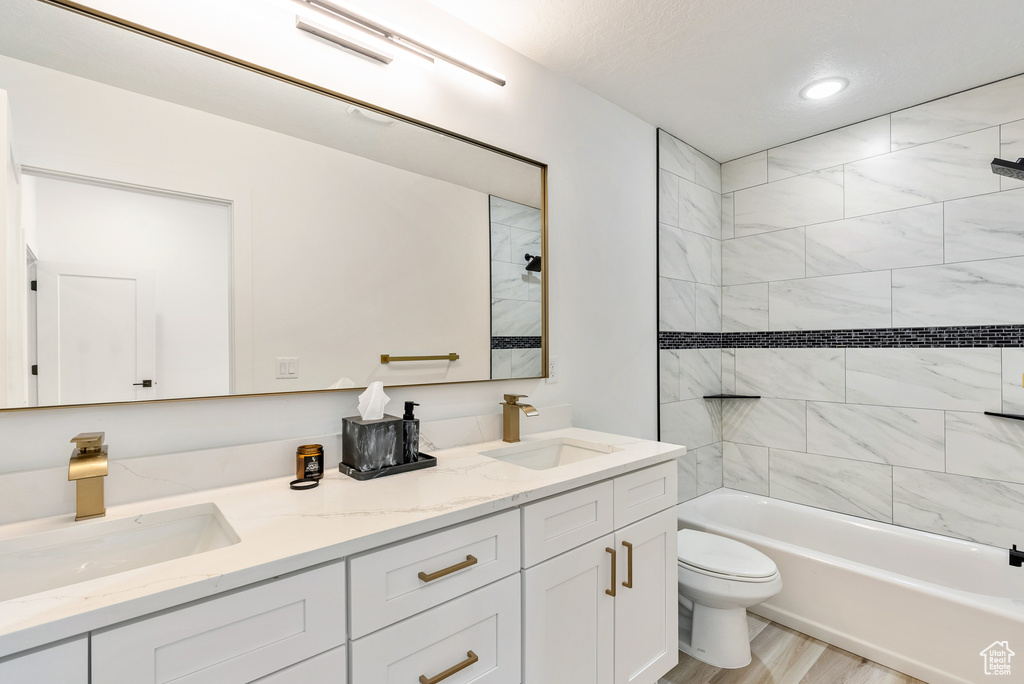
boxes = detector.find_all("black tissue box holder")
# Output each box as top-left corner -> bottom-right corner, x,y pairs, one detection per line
341,415 -> 404,472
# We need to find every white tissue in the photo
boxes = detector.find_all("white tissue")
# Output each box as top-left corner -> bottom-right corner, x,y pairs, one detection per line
358,381 -> 390,420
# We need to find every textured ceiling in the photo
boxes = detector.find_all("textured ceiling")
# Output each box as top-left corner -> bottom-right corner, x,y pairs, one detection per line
426,0 -> 1024,161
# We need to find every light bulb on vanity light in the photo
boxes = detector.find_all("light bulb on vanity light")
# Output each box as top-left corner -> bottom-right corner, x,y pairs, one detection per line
800,77 -> 848,100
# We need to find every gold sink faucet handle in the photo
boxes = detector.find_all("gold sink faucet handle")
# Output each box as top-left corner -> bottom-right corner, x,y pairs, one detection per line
68,432 -> 108,520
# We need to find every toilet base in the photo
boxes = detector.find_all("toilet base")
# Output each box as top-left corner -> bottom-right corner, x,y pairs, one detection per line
678,602 -> 751,669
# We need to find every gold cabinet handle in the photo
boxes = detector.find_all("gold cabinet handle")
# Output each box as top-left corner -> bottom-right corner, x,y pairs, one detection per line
418,554 -> 478,583
419,650 -> 478,684
605,547 -> 616,597
622,541 -> 634,589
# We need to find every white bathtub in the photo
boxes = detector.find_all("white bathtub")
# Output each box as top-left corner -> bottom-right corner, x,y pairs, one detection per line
677,489 -> 1024,684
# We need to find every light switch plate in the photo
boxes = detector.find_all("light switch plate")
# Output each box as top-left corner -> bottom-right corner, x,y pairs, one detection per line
276,357 -> 298,379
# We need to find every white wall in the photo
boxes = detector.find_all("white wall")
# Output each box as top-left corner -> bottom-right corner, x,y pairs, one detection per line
0,0 -> 657,473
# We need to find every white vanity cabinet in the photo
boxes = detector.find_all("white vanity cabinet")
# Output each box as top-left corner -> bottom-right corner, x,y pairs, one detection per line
0,635 -> 88,683
522,461 -> 678,684
91,561 -> 347,684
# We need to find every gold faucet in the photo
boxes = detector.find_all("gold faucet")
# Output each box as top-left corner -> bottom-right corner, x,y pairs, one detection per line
68,432 -> 108,521
501,394 -> 539,443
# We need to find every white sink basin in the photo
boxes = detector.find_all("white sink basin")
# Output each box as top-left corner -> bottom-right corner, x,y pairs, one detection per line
480,437 -> 621,470
0,503 -> 239,601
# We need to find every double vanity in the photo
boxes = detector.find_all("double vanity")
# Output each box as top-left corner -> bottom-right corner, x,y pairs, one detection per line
0,427 -> 683,683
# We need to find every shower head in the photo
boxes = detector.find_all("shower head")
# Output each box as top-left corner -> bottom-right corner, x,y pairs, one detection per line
992,157 -> 1024,181
524,253 -> 542,272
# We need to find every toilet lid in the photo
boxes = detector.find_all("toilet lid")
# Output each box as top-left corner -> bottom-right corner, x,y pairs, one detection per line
677,529 -> 777,579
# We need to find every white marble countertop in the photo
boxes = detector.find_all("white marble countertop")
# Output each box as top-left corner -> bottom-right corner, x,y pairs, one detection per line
0,427 -> 683,658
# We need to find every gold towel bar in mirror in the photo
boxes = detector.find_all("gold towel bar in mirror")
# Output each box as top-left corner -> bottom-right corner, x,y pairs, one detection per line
380,353 -> 459,364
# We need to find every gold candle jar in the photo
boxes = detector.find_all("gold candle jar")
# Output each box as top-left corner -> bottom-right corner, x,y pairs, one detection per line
296,444 -> 324,480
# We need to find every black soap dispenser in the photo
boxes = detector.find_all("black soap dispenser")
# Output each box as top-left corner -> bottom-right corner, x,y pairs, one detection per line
402,401 -> 420,463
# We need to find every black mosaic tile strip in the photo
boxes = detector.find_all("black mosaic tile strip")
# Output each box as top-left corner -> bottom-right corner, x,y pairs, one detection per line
491,336 -> 542,350
659,325 -> 1024,349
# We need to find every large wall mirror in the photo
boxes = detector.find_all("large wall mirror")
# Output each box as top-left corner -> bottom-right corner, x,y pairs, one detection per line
0,0 -> 547,409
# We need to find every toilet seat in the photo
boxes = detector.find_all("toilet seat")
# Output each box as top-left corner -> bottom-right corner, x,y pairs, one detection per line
677,529 -> 777,581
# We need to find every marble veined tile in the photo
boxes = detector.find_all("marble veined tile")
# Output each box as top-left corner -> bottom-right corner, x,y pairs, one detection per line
722,151 -> 767,193
893,467 -> 1024,548
891,73 -> 1024,150
659,170 -> 679,227
677,348 -> 721,400
695,284 -> 722,333
511,227 -> 541,262
490,223 -> 511,262
661,398 -> 721,450
769,271 -> 891,330
735,348 -> 845,402
946,411 -> 1024,486
1001,348 -> 1024,414
491,299 -> 541,336
679,178 -> 722,240
510,349 -> 541,378
677,448 -> 698,503
659,129 -> 695,181
721,193 -> 735,240
943,188 -> 1024,262
768,116 -> 890,181
723,227 -> 804,285
660,350 -> 679,404
722,397 -> 805,451
999,119 -> 1024,190
491,349 -> 512,380
660,224 -> 720,285
805,204 -> 943,277
721,348 -> 736,394
734,167 -> 844,237
659,277 -> 696,332
846,348 -> 1001,412
770,449 -> 893,522
491,260 -> 531,300
723,442 -> 769,495
490,196 -> 541,231
693,147 -> 722,194
806,402 -> 945,470
722,283 -> 768,332
892,256 -> 1024,327
696,442 -> 723,495
845,128 -> 1000,217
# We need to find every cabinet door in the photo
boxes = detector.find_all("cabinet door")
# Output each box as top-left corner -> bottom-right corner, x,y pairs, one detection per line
0,636 -> 88,684
251,645 -> 346,683
613,509 -> 678,684
522,534 -> 615,684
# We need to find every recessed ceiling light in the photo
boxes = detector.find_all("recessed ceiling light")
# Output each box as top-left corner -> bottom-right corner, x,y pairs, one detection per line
800,78 -> 848,100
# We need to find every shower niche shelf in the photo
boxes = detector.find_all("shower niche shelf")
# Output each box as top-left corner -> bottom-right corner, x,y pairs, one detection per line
702,394 -> 760,400
984,411 -> 1024,422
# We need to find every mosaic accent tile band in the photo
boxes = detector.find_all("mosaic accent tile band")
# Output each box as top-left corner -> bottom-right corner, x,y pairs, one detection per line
491,336 -> 543,350
659,325 -> 1024,349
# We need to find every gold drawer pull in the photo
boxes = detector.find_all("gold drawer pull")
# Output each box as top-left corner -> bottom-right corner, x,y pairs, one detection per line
419,650 -> 478,684
418,554 -> 478,583
605,547 -> 616,597
622,541 -> 634,589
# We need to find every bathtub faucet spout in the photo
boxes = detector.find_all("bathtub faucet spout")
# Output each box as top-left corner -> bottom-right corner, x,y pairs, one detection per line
1011,545 -> 1024,567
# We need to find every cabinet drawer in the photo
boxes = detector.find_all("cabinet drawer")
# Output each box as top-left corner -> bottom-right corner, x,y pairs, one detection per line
350,574 -> 520,684
349,510 -> 519,638
0,637 -> 88,684
521,480 -> 613,567
92,561 -> 346,684
613,461 -> 677,528
252,645 -> 345,683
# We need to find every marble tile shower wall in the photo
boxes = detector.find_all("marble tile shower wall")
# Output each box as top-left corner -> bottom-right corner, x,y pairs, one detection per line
490,196 -> 543,379
712,73 -> 1024,550
658,130 -> 725,502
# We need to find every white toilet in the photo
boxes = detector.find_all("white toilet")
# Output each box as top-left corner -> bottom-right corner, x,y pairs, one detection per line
676,529 -> 782,668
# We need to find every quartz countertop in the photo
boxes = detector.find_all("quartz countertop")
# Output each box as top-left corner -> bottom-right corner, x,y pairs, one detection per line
0,427 -> 683,658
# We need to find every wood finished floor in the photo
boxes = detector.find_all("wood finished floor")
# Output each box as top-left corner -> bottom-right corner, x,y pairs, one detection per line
660,614 -> 926,684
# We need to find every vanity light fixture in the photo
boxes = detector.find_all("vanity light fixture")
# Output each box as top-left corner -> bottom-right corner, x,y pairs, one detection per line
800,77 -> 848,100
296,17 -> 393,64
301,0 -> 506,86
